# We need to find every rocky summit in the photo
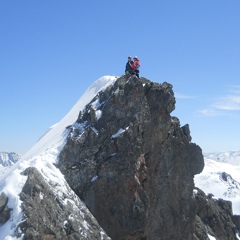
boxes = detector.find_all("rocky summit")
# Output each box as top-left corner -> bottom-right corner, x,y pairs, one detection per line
57,75 -> 239,240
6,75 -> 239,240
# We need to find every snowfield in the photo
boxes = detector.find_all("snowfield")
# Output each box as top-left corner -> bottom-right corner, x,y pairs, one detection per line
195,152 -> 240,215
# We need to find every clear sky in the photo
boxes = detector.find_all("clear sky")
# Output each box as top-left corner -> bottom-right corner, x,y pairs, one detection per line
1,1 -> 239,154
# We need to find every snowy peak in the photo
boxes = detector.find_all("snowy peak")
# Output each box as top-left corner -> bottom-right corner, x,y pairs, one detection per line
204,150 -> 240,166
219,171 -> 240,198
20,76 -> 118,163
195,151 -> 240,215
0,152 -> 21,167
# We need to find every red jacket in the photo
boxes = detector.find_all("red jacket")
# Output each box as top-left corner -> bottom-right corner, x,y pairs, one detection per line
130,61 -> 136,70
134,58 -> 140,69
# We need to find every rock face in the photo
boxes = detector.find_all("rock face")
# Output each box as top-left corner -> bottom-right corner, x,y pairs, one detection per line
58,75 -> 205,239
0,193 -> 11,225
18,167 -> 110,240
9,75 -> 238,240
194,187 -> 239,240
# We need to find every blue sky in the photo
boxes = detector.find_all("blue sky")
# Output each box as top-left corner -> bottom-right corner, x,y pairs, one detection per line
0,1 -> 239,154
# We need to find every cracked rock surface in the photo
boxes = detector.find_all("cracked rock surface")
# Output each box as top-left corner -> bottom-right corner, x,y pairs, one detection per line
58,75 -> 204,239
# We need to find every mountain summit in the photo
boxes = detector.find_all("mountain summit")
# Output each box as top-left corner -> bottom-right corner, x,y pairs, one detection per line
0,75 -> 239,240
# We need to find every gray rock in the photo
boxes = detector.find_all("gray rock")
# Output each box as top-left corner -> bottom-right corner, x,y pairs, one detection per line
0,192 -> 11,225
5,75 -> 237,240
194,187 -> 239,240
58,75 -> 204,239
232,215 -> 240,234
17,167 -> 110,240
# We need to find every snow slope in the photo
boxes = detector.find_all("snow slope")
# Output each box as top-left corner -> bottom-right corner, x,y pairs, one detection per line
0,153 -> 21,167
195,151 -> 240,215
0,153 -> 21,179
0,76 -> 118,240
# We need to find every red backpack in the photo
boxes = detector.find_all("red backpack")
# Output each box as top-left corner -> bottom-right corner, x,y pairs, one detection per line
133,57 -> 140,69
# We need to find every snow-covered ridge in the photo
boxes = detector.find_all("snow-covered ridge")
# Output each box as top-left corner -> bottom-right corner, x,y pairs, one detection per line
204,150 -> 240,166
0,152 -> 22,181
195,150 -> 240,215
0,76 -> 118,239
0,152 -> 21,167
204,151 -> 240,166
21,75 -> 118,162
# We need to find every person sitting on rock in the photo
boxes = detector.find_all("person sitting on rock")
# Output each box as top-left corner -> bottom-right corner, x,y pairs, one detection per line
125,56 -> 135,75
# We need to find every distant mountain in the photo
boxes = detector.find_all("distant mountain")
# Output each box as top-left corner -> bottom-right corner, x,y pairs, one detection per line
0,152 -> 21,167
195,150 -> 240,214
204,150 -> 240,166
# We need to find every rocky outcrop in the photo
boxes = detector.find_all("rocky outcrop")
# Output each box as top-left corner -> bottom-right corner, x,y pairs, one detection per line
0,192 -> 11,225
6,74 -> 237,240
194,187 -> 239,240
58,75 -> 205,239
18,167 -> 110,240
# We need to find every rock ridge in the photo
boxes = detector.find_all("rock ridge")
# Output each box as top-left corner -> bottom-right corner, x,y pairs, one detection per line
58,75 -> 205,239
17,167 -> 110,240
2,75 -> 238,239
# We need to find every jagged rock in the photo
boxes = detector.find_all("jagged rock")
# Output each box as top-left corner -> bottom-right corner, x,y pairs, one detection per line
194,187 -> 239,240
0,192 -> 11,224
193,215 -> 210,240
18,167 -> 110,240
58,75 -> 205,239
232,215 -> 240,233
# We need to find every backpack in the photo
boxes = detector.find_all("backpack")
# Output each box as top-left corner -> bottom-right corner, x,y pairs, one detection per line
134,58 -> 140,70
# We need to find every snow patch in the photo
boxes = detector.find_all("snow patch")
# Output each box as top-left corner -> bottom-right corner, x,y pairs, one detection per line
91,127 -> 99,135
95,110 -> 102,121
208,234 -> 216,240
39,191 -> 44,200
193,189 -> 198,195
91,98 -> 101,110
237,233 -> 240,240
91,176 -> 98,182
111,126 -> 129,139
112,128 -> 125,138
195,156 -> 240,214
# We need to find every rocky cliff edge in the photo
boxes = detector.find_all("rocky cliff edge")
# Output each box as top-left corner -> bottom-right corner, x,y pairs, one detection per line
2,75 -> 239,240
57,75 -> 239,239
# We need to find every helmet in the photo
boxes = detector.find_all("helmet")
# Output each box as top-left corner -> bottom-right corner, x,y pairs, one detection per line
133,56 -> 138,59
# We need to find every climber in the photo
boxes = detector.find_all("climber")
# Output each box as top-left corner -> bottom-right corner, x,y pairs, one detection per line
133,56 -> 140,78
125,56 -> 135,75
